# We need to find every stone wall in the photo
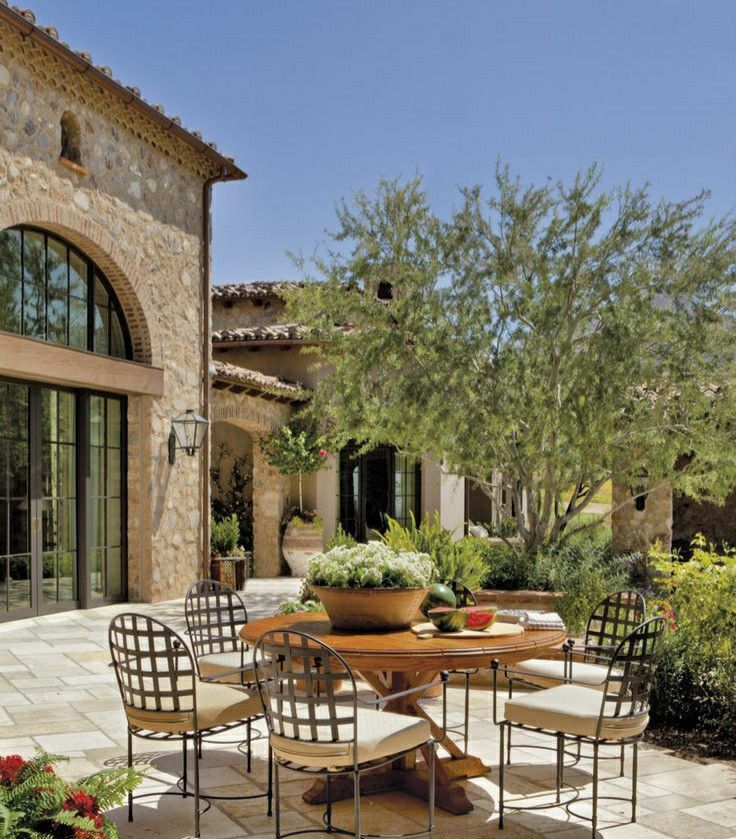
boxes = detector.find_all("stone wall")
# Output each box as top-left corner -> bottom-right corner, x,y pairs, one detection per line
611,480 -> 673,554
212,297 -> 287,331
0,24 -> 214,602
672,491 -> 736,553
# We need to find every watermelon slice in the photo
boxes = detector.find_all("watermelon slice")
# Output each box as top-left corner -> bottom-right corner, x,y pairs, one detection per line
427,606 -> 468,632
461,605 -> 496,629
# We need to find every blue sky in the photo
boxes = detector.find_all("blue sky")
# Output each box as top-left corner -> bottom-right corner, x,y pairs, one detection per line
28,1 -> 736,284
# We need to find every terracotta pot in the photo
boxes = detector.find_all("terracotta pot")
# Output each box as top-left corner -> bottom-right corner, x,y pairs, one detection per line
282,520 -> 323,577
312,586 -> 429,630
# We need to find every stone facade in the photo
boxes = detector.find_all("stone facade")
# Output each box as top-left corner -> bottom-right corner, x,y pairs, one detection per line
672,491 -> 736,554
611,480 -> 673,554
0,19 -> 241,603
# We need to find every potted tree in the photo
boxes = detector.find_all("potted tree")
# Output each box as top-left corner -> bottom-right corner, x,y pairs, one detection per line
307,542 -> 433,629
210,513 -> 249,590
263,414 -> 329,576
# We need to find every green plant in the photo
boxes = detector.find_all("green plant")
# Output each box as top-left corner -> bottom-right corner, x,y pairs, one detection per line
210,442 -> 253,552
380,513 -> 486,591
649,537 -> 736,738
0,749 -> 142,837
262,414 -> 328,514
326,524 -> 358,550
307,543 -> 433,589
489,518 -> 518,538
210,514 -> 243,558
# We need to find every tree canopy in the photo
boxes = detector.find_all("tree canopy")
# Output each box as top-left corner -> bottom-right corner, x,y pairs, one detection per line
286,165 -> 736,552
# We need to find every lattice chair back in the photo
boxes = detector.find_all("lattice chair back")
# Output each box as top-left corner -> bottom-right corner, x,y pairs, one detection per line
596,616 -> 665,739
584,590 -> 646,664
109,613 -> 196,718
448,580 -> 478,608
185,578 -> 248,659
253,630 -> 358,754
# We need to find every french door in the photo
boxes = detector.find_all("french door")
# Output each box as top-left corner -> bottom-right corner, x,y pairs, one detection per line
0,379 -> 126,620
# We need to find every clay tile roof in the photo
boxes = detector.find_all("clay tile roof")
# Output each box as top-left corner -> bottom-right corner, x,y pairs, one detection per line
0,4 -> 245,180
211,323 -> 309,344
211,282 -> 304,301
210,359 -> 310,402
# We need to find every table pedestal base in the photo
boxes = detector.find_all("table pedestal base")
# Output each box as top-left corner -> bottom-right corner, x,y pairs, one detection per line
301,755 -> 489,816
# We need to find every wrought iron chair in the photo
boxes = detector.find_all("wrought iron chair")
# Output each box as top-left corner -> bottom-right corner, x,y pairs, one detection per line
501,590 -> 646,769
109,613 -> 272,838
253,628 -> 437,839
492,616 -> 666,837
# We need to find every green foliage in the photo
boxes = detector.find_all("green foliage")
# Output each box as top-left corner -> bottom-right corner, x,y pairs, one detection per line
380,513 -> 486,591
490,518 -> 518,538
287,167 -> 736,554
326,524 -> 358,550
210,514 -> 243,558
649,537 -> 736,737
0,749 -> 143,838
210,442 -> 253,552
307,543 -> 433,589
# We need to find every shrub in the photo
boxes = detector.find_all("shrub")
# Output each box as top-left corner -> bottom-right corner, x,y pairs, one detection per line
649,537 -> 736,738
0,749 -> 142,837
307,543 -> 433,589
210,514 -> 243,557
210,442 -> 253,551
326,524 -> 358,550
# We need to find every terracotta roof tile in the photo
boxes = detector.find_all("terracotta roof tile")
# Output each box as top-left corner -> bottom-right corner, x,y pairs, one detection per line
212,282 -> 304,301
210,359 -> 310,401
211,323 -> 309,344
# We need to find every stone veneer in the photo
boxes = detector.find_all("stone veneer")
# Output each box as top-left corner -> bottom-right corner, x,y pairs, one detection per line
0,22 -> 226,601
611,480 -> 673,554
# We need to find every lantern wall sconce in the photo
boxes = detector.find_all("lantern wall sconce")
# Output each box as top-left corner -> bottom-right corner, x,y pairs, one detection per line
168,409 -> 209,465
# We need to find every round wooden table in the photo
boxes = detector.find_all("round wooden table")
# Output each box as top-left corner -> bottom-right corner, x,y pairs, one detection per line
241,612 -> 565,815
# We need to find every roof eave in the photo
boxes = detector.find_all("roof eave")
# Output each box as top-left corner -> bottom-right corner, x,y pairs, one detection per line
0,6 -> 246,182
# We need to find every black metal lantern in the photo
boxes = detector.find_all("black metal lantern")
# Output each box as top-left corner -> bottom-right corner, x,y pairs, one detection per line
168,409 -> 209,464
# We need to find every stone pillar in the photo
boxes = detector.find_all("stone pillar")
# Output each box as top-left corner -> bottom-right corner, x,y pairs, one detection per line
611,480 -> 672,554
251,436 -> 288,577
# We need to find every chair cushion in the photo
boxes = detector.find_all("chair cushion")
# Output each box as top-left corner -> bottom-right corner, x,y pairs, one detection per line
198,650 -> 256,685
125,681 -> 261,735
503,684 -> 648,741
270,706 -> 431,770
509,658 -> 612,689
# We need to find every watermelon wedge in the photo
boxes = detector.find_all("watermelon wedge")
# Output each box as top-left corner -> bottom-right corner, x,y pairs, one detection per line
461,605 -> 496,629
427,606 -> 468,632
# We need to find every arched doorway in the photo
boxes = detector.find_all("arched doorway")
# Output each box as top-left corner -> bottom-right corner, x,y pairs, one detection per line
0,226 -> 132,619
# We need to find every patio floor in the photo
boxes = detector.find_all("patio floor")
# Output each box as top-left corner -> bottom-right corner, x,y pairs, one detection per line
0,579 -> 734,838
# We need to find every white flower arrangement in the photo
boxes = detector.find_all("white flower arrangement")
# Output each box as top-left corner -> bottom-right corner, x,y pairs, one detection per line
307,542 -> 433,589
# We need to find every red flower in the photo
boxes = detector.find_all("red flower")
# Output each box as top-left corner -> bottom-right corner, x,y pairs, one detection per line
0,755 -> 27,785
318,448 -> 328,459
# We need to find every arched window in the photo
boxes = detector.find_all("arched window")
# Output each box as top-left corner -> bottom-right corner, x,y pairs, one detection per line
60,111 -> 82,165
0,226 -> 131,359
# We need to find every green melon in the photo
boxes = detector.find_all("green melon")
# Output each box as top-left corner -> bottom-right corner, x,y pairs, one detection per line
420,583 -> 457,617
428,606 -> 468,632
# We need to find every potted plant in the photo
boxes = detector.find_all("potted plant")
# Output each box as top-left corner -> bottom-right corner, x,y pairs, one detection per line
210,513 -> 249,589
262,414 -> 329,576
306,543 -> 433,629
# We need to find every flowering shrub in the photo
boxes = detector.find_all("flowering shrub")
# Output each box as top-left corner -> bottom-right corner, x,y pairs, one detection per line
649,536 -> 736,737
307,543 -> 433,589
0,749 -> 142,838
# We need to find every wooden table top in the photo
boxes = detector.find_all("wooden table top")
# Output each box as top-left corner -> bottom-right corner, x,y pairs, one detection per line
241,612 -> 566,673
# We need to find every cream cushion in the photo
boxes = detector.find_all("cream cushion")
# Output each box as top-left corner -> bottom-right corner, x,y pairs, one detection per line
504,684 -> 648,741
510,658 -> 613,689
125,681 -> 261,734
198,650 -> 256,685
270,706 -> 431,770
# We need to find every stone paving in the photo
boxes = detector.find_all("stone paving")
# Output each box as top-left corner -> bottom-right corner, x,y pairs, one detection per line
0,579 -> 734,838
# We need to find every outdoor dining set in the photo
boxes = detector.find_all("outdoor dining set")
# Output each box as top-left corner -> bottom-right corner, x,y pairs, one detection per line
107,583 -> 664,839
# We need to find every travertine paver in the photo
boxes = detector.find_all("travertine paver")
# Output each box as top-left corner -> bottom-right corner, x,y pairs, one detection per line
0,578 -> 734,839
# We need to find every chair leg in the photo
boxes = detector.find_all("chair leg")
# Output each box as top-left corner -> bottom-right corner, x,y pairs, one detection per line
428,743 -> 435,838
592,741 -> 599,838
464,673 -> 471,754
198,731 -> 203,760
267,744 -> 273,817
193,734 -> 201,839
127,728 -> 133,822
555,733 -> 562,804
498,722 -> 505,829
632,742 -> 638,823
274,760 -> 281,839
246,718 -> 252,773
182,735 -> 188,799
353,770 -> 361,838
506,724 -> 512,766
620,742 -> 625,777
326,774 -> 333,832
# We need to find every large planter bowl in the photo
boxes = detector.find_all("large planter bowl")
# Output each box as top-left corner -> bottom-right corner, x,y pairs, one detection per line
282,520 -> 324,577
311,586 -> 429,630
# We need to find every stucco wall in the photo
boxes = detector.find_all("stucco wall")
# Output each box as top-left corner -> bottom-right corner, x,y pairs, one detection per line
0,25 -> 212,601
